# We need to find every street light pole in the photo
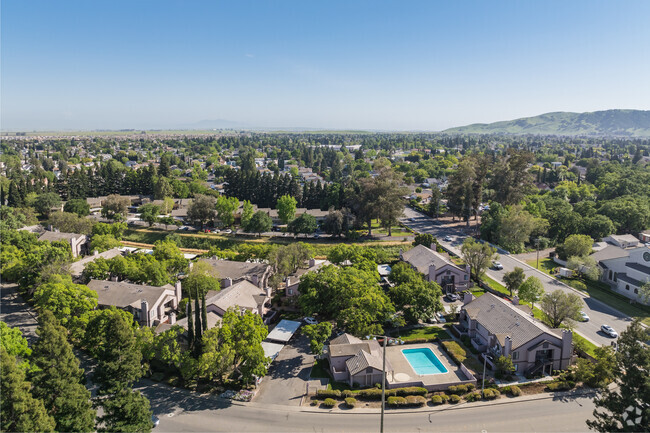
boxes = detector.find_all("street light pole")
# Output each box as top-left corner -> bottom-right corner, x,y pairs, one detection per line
481,352 -> 487,396
381,336 -> 386,433
535,238 -> 540,270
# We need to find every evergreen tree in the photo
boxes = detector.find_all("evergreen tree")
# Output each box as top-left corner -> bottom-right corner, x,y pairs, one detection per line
93,314 -> 142,395
587,320 -> 649,432
98,388 -> 153,433
1,347 -> 56,433
7,181 -> 22,207
30,311 -> 96,432
193,290 -> 203,355
201,294 -> 208,332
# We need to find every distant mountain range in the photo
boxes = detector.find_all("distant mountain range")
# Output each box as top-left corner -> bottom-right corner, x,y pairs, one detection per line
443,109 -> 650,137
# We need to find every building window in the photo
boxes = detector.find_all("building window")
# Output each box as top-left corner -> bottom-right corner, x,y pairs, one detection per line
464,275 -> 468,280
626,285 -> 630,291
634,288 -> 638,294
513,364 -> 518,372
613,273 -> 618,282
288,289 -> 293,295
609,270 -> 613,280
512,351 -> 519,360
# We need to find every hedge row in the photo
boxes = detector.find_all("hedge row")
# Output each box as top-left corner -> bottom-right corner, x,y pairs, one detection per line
320,386 -> 428,401
441,341 -> 467,365
387,396 -> 427,407
447,384 -> 475,395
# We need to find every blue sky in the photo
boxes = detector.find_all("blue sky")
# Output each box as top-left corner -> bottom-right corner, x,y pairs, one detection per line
2,0 -> 649,131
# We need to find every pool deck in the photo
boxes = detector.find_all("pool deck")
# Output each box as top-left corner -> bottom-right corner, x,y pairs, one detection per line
385,342 -> 474,390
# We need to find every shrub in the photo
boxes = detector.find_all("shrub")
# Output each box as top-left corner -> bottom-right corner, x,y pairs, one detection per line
568,280 -> 587,292
449,394 -> 461,404
440,394 -> 450,402
317,389 -> 341,399
406,395 -> 427,407
442,341 -> 467,364
394,386 -> 428,397
345,397 -> 357,408
387,396 -> 407,407
447,385 -> 458,393
547,381 -> 575,391
466,384 -> 475,392
341,390 -> 356,398
358,388 -> 384,400
310,399 -> 319,406
509,385 -> 522,396
455,384 -> 468,394
431,395 -> 444,405
482,388 -> 500,400
465,392 -> 481,402
322,398 -> 337,408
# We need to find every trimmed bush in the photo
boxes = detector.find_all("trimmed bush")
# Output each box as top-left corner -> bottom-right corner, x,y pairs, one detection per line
449,394 -> 461,404
431,395 -> 444,405
440,394 -> 450,402
387,396 -> 407,407
406,395 -> 427,407
357,388 -> 395,400
482,389 -> 497,400
466,384 -> 475,392
456,384 -> 468,394
465,392 -> 481,402
317,389 -> 341,399
547,381 -> 575,391
509,385 -> 522,396
394,386 -> 428,397
447,385 -> 458,393
322,398 -> 337,408
310,400 -> 319,406
442,341 -> 467,364
345,397 -> 357,408
341,390 -> 356,398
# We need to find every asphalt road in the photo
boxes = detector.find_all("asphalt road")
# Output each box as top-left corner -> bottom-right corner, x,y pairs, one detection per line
401,207 -> 634,347
142,377 -> 596,433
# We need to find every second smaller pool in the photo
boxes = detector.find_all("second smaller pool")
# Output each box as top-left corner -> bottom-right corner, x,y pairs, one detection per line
402,347 -> 449,375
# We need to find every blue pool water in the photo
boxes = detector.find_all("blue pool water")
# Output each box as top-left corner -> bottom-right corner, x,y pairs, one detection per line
402,348 -> 449,375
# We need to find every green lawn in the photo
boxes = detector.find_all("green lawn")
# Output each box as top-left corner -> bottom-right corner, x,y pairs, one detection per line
525,258 -> 556,276
310,359 -> 332,379
482,276 -> 511,297
571,332 -> 599,357
392,326 -> 451,341
369,220 -> 413,237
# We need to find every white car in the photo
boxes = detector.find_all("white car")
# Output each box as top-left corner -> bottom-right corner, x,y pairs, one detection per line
303,317 -> 318,325
444,236 -> 452,242
579,311 -> 590,322
436,312 -> 446,323
223,229 -> 232,234
492,261 -> 504,270
601,325 -> 618,338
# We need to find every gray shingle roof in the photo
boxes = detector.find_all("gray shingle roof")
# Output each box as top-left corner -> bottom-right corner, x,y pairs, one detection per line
69,248 -> 123,276
205,280 -> 266,312
617,273 -> 643,287
591,245 -> 629,262
199,259 -> 270,284
87,279 -> 174,309
401,244 -> 462,274
346,349 -> 390,376
463,293 -> 562,350
626,262 -> 650,276
39,231 -> 84,242
330,333 -> 363,345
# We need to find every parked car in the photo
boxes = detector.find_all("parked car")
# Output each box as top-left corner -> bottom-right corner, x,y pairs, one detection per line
435,312 -> 446,323
443,236 -> 452,242
492,261 -> 503,270
223,229 -> 232,234
178,226 -> 189,231
313,233 -> 320,239
409,218 -> 415,222
579,311 -> 590,322
303,317 -> 318,325
601,325 -> 618,338
152,415 -> 160,428
204,229 -> 211,233
446,293 -> 459,302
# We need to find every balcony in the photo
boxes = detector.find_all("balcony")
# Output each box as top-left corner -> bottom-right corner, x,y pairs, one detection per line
471,337 -> 486,352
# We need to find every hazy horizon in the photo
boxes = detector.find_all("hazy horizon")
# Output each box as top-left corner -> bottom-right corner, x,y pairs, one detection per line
2,0 -> 650,131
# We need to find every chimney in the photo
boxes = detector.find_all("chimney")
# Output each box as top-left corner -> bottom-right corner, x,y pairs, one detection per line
504,336 -> 512,356
174,281 -> 182,304
465,264 -> 471,275
309,258 -> 316,267
252,274 -> 259,286
430,243 -> 436,251
512,295 -> 519,305
223,277 -> 232,288
463,292 -> 473,305
169,311 -> 176,325
286,277 -> 291,288
141,300 -> 150,327
266,287 -> 272,298
94,250 -> 99,256
428,264 -> 436,282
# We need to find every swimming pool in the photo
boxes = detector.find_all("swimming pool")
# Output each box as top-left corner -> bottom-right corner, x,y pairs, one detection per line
402,347 -> 449,375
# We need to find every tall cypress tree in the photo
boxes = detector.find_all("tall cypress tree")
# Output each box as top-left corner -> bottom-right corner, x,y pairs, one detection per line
0,348 -> 56,433
30,311 -> 96,433
194,290 -> 202,341
201,294 -> 208,332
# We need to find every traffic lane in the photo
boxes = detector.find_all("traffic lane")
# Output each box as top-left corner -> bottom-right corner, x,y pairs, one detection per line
154,392 -> 596,433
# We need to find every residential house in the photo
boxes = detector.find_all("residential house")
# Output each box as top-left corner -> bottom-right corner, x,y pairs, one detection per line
203,279 -> 271,318
400,244 -> 470,293
284,258 -> 329,297
198,258 -> 272,289
69,248 -> 123,279
327,333 -> 393,387
87,279 -> 182,327
592,241 -> 650,305
38,231 -> 88,257
456,293 -> 573,376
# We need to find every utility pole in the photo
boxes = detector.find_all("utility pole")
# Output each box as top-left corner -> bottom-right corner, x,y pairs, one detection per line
381,336 -> 386,433
535,238 -> 540,269
481,353 -> 487,396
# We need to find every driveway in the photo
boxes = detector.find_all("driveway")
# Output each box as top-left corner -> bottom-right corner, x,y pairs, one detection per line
254,334 -> 327,406
0,283 -> 39,344
401,207 -> 634,346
